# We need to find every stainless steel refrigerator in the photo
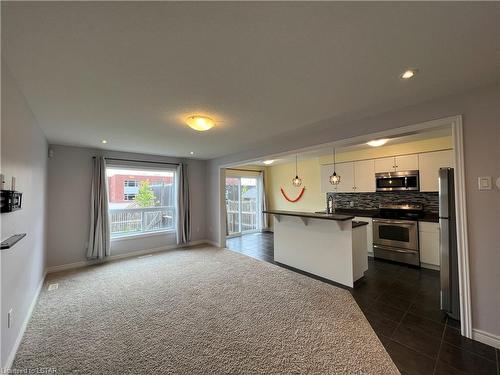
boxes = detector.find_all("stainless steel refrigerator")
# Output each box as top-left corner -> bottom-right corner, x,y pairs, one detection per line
439,168 -> 460,320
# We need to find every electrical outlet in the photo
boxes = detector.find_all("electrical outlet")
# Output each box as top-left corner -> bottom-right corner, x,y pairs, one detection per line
7,309 -> 13,328
48,283 -> 59,291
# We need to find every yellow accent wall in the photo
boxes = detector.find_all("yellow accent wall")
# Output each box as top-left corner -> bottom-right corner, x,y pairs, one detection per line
267,158 -> 326,212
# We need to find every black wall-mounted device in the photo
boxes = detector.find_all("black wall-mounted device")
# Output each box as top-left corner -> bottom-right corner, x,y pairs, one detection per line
1,190 -> 23,213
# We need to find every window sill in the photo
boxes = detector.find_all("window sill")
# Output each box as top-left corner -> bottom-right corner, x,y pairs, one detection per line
111,229 -> 176,242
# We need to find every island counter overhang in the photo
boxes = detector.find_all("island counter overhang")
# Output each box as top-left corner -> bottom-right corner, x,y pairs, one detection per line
263,210 -> 368,288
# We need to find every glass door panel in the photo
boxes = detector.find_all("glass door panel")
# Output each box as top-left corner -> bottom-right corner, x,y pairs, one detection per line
225,177 -> 240,235
225,175 -> 260,236
240,177 -> 258,233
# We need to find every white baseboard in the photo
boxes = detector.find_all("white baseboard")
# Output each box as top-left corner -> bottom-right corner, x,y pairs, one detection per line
472,328 -> 500,349
204,240 -> 220,248
420,263 -> 440,271
46,240 -> 215,274
3,271 -> 47,370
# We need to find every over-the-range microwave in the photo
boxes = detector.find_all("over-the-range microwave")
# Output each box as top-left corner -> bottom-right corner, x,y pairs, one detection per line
375,170 -> 419,192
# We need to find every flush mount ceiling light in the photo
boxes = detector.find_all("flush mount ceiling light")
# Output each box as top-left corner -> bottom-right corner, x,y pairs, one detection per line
190,151 -> 195,155
329,147 -> 341,185
101,140 -> 108,144
186,115 -> 215,131
367,139 -> 389,147
291,154 -> 302,187
400,69 -> 418,80
263,160 -> 275,165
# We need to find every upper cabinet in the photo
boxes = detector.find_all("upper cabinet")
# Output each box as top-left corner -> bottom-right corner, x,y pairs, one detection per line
354,159 -> 375,192
396,154 -> 419,171
419,150 -> 454,192
321,150 -> 453,193
333,162 -> 355,193
374,154 -> 419,173
374,157 -> 395,173
320,162 -> 354,193
321,160 -> 375,193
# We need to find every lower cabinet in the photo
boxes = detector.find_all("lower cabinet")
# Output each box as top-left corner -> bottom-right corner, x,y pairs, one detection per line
354,216 -> 373,257
419,221 -> 440,270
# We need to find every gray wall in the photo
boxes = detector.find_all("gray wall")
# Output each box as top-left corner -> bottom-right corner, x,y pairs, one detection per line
207,83 -> 500,338
1,66 -> 48,367
46,145 -> 207,268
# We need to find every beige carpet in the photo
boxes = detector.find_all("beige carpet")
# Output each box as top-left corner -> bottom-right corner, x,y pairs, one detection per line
13,246 -> 399,374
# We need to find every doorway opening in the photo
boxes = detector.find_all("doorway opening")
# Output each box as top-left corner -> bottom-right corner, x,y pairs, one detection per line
217,115 -> 471,341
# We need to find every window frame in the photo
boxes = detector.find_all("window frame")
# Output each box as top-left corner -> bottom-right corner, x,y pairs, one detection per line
106,163 -> 178,241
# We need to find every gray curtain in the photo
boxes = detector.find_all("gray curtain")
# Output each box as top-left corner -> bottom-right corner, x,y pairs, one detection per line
260,171 -> 269,230
176,163 -> 191,245
87,156 -> 110,260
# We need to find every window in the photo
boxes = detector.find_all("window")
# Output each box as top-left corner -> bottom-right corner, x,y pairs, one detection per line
106,166 -> 176,239
124,180 -> 139,187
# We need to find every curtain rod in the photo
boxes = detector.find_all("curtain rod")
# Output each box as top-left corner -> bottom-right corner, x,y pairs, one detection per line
226,168 -> 263,173
93,156 -> 180,166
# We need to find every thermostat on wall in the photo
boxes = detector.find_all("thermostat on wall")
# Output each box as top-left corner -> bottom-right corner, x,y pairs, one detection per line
478,176 -> 492,191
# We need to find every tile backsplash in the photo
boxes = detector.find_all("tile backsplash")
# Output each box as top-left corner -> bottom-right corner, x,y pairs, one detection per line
327,191 -> 439,213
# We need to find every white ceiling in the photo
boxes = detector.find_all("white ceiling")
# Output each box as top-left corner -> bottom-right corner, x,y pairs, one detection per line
3,2 -> 499,159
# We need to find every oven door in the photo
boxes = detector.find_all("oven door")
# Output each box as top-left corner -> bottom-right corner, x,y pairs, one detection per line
372,219 -> 419,250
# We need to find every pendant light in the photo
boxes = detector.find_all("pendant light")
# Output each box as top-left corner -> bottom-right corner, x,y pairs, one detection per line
292,154 -> 302,187
329,147 -> 341,185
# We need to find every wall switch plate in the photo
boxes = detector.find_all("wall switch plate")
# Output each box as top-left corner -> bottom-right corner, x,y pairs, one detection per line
7,309 -> 13,328
478,176 -> 492,190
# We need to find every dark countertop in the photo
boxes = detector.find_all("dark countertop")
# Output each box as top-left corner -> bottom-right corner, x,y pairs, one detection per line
333,208 -> 380,218
352,221 -> 369,228
263,210 -> 354,221
316,208 -> 440,223
420,212 -> 439,223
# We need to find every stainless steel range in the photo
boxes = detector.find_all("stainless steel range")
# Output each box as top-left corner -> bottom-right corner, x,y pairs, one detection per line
372,203 -> 423,266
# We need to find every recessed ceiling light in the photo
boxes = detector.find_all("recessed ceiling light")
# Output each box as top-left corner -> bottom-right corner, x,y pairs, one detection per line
263,160 -> 275,165
186,115 -> 215,131
101,140 -> 108,144
400,69 -> 417,80
190,151 -> 195,155
367,139 -> 389,147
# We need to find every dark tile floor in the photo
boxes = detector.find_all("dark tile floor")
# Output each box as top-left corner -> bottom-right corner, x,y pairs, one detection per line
226,232 -> 500,375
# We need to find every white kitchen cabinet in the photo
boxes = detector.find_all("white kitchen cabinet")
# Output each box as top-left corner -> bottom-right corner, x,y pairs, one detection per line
396,154 -> 419,171
374,154 -> 419,173
419,150 -> 454,192
334,162 -> 355,192
419,221 -> 440,270
354,160 -> 376,192
374,157 -> 395,173
354,216 -> 373,257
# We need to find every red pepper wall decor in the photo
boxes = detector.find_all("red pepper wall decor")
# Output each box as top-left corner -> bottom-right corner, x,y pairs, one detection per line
280,186 -> 305,202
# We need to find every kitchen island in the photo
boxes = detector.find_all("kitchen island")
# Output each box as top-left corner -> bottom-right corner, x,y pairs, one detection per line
263,210 -> 368,288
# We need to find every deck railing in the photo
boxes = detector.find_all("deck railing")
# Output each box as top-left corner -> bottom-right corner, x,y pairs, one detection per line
109,206 -> 175,238
226,200 -> 258,234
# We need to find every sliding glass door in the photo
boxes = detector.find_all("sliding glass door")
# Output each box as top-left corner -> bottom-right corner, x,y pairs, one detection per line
225,176 -> 260,236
